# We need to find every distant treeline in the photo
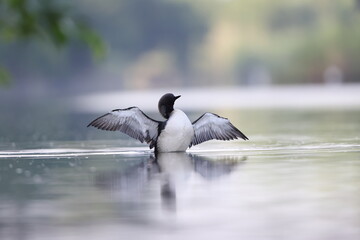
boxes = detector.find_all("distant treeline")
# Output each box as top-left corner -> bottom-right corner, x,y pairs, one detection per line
1,0 -> 359,90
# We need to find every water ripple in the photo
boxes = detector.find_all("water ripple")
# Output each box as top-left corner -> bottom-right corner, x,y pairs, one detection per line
1,142 -> 359,159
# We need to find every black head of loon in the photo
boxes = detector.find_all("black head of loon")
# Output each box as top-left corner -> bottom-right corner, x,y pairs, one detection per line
158,93 -> 181,119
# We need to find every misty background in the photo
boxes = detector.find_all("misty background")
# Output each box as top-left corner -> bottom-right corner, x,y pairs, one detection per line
1,0 -> 359,97
0,0 -> 359,144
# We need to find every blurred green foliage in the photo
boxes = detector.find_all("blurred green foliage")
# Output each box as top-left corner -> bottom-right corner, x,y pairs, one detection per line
0,65 -> 10,85
0,0 -> 105,84
197,0 -> 360,85
1,0 -> 360,89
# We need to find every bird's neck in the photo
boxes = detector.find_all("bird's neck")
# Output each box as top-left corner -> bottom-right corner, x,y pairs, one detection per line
160,105 -> 174,119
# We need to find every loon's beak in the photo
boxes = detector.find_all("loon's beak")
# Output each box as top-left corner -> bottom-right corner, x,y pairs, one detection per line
175,95 -> 181,100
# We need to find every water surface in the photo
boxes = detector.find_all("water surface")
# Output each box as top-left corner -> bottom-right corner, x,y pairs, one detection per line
0,104 -> 359,240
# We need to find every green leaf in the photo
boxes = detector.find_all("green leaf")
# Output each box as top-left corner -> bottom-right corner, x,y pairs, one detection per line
77,23 -> 107,60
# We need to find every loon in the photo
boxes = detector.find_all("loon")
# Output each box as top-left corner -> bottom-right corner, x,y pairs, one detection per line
87,93 -> 248,153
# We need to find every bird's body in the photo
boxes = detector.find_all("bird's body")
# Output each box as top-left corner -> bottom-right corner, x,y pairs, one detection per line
87,93 -> 248,153
156,109 -> 194,152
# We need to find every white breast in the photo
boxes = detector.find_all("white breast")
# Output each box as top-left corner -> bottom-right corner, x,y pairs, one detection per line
157,109 -> 194,152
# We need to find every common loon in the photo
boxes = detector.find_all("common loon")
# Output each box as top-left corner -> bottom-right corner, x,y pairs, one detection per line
87,93 -> 248,153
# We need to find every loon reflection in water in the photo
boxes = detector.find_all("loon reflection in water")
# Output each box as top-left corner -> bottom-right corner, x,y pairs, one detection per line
95,152 -> 246,212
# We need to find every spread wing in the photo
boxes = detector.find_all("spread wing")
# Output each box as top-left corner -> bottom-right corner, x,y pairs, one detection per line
87,107 -> 160,149
190,113 -> 248,147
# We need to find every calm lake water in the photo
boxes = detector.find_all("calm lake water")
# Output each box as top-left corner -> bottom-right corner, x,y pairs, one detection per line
0,91 -> 360,240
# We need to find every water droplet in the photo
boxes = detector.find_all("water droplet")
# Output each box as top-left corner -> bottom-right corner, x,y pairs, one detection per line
16,168 -> 23,174
25,170 -> 31,177
9,164 -> 13,169
33,175 -> 43,184
89,166 -> 97,172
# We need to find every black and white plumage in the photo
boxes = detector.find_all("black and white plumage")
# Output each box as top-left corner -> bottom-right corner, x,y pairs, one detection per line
190,113 -> 248,147
87,93 -> 248,152
87,107 -> 160,149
